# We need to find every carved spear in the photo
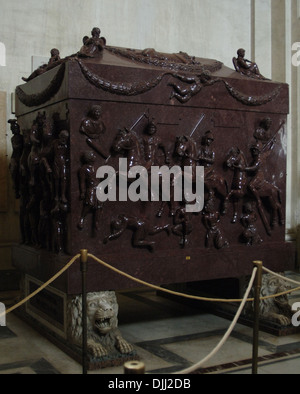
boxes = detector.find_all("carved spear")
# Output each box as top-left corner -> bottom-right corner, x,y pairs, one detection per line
261,120 -> 285,152
130,112 -> 147,131
190,114 -> 205,138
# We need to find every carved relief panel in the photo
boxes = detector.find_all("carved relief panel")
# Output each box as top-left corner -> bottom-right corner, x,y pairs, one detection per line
11,106 -> 69,252
68,99 -> 287,258
12,101 -> 287,258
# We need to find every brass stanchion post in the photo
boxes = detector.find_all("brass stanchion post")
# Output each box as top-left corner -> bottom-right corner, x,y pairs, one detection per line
252,260 -> 263,374
124,361 -> 145,374
80,249 -> 88,375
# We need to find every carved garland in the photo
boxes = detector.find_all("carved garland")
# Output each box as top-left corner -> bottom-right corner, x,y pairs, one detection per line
77,60 -> 282,106
222,81 -> 281,107
77,60 -> 170,96
16,63 -> 65,107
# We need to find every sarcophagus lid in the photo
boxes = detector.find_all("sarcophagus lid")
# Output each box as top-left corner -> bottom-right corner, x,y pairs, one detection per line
15,35 -> 288,116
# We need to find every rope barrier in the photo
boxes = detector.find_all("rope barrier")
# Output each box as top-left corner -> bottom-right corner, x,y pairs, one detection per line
257,286 -> 300,301
174,267 -> 258,374
1,252 -> 299,321
88,253 -> 252,303
262,266 -> 300,286
88,253 -> 300,303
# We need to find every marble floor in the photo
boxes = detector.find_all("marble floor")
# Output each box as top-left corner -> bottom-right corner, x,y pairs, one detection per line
0,271 -> 300,375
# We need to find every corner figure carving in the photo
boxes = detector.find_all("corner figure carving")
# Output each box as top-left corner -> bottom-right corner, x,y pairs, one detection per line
233,48 -> 268,80
79,27 -> 106,58
48,48 -> 61,66
22,48 -> 61,82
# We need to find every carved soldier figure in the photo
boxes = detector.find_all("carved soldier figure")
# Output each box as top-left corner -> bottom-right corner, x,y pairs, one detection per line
19,129 -> 32,244
199,130 -> 228,211
80,105 -> 108,159
245,141 -> 269,196
244,141 -> 284,233
8,119 -> 23,199
199,130 -> 217,197
198,130 -> 215,169
143,119 -> 170,169
253,117 -> 272,142
52,130 -> 69,206
52,202 -> 68,254
78,151 -> 103,231
28,112 -> 45,186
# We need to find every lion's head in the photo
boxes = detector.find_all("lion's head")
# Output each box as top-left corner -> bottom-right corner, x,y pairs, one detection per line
67,291 -> 119,342
87,292 -> 118,334
260,274 -> 292,317
245,273 -> 293,326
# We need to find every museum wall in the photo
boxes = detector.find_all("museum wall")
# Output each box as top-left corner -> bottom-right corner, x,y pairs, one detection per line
0,0 -> 299,274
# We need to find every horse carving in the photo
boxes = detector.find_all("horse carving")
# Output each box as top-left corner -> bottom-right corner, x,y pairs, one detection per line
225,144 -> 284,234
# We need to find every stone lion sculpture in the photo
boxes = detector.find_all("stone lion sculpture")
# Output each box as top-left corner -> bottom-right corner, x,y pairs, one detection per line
244,273 -> 293,326
67,291 -> 134,359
